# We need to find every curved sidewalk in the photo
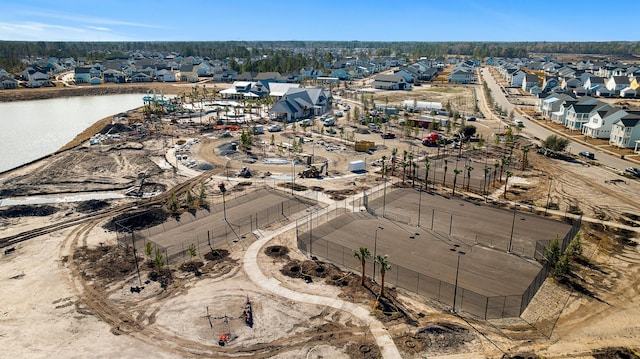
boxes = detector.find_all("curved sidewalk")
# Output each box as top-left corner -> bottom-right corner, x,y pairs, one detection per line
242,210 -> 402,358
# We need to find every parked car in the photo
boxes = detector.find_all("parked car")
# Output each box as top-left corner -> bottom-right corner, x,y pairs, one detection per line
267,124 -> 282,132
625,167 -> 640,177
512,119 -> 524,127
579,151 -> 595,160
466,117 -> 476,122
381,132 -> 396,139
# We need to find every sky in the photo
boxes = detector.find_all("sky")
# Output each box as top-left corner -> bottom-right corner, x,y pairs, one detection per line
1,0 -> 639,42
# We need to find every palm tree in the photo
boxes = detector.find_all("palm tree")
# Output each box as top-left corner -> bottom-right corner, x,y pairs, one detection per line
493,161 -> 500,185
522,146 -> 530,170
442,159 -> 449,186
380,155 -> 387,179
465,165 -> 474,191
452,169 -> 462,196
499,156 -> 509,182
353,247 -> 371,286
504,170 -> 513,199
375,254 -> 391,297
424,159 -> 430,190
391,148 -> 398,176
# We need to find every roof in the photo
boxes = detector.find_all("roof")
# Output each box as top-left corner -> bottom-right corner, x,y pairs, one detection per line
373,74 -> 404,82
267,82 -> 300,97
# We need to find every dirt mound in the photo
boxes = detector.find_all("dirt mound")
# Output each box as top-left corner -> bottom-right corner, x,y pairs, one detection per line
73,245 -> 137,282
103,208 -> 169,232
592,347 -> 640,359
0,204 -> 58,218
395,322 -> 476,355
265,245 -> 289,259
203,249 -> 230,262
100,123 -> 133,134
76,200 -> 110,213
179,260 -> 204,273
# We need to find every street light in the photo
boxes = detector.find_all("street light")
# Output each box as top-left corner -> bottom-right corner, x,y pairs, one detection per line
545,177 -> 553,217
450,246 -> 465,314
372,226 -> 384,282
508,204 -> 518,253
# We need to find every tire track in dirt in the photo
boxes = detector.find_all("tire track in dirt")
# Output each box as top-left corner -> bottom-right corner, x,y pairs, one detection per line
59,218 -> 371,358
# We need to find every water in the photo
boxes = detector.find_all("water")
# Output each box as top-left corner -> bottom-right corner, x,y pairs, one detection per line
0,94 -> 146,173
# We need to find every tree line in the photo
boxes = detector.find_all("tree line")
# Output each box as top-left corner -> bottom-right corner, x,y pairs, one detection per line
1,40 -> 639,73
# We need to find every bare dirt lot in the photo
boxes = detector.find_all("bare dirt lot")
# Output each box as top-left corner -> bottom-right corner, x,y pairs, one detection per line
1,80 -> 640,358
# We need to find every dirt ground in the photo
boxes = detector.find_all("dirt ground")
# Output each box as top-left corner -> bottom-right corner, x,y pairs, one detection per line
1,79 -> 640,358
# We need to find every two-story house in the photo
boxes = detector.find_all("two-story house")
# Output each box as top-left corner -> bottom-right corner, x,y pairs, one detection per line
582,107 -> 628,139
609,111 -> 640,149
564,98 -> 612,131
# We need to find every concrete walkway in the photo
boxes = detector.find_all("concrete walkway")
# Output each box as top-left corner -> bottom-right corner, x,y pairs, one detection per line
242,199 -> 402,358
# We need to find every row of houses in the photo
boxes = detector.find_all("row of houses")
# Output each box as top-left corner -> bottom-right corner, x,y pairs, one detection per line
494,57 -> 639,98
538,93 -> 640,149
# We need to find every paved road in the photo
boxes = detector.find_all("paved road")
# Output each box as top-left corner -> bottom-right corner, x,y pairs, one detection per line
479,67 -> 634,172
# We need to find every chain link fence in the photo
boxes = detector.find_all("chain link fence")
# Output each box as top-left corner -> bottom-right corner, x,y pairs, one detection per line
297,201 -> 582,319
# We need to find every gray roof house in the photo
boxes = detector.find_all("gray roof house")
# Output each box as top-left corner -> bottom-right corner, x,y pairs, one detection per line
269,87 -> 331,122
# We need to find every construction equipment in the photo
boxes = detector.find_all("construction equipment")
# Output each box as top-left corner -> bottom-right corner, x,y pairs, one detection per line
299,162 -> 328,178
237,167 -> 252,178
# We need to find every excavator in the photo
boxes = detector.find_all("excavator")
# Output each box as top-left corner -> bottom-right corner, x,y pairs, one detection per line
298,161 -> 328,178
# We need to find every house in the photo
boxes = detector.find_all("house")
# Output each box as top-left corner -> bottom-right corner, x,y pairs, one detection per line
541,76 -> 559,93
156,69 -> 176,82
131,72 -> 153,83
582,107 -> 628,139
74,66 -> 92,84
522,73 -> 540,93
596,87 -> 612,97
561,77 -> 582,91
393,69 -> 415,83
254,72 -> 281,83
584,76 -> 605,95
179,65 -> 199,82
371,74 -> 408,90
266,82 -> 301,101
330,69 -> 351,80
27,71 -> 52,87
620,87 -> 637,98
511,71 -> 526,88
220,81 -> 256,99
89,77 -> 102,85
564,98 -> 612,131
447,68 -> 474,84
539,93 -> 575,118
606,76 -> 631,95
609,111 -> 640,148
269,87 -> 331,122
103,69 -> 126,83
630,76 -> 640,92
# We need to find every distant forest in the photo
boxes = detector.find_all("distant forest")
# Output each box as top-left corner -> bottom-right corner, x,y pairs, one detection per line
1,40 -> 639,72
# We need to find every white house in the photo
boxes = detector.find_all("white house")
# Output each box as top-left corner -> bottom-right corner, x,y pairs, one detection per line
156,69 -> 176,82
609,111 -> 640,148
582,107 -> 628,139
510,71 -> 526,88
606,76 -> 631,95
584,76 -> 605,95
564,98 -> 612,131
